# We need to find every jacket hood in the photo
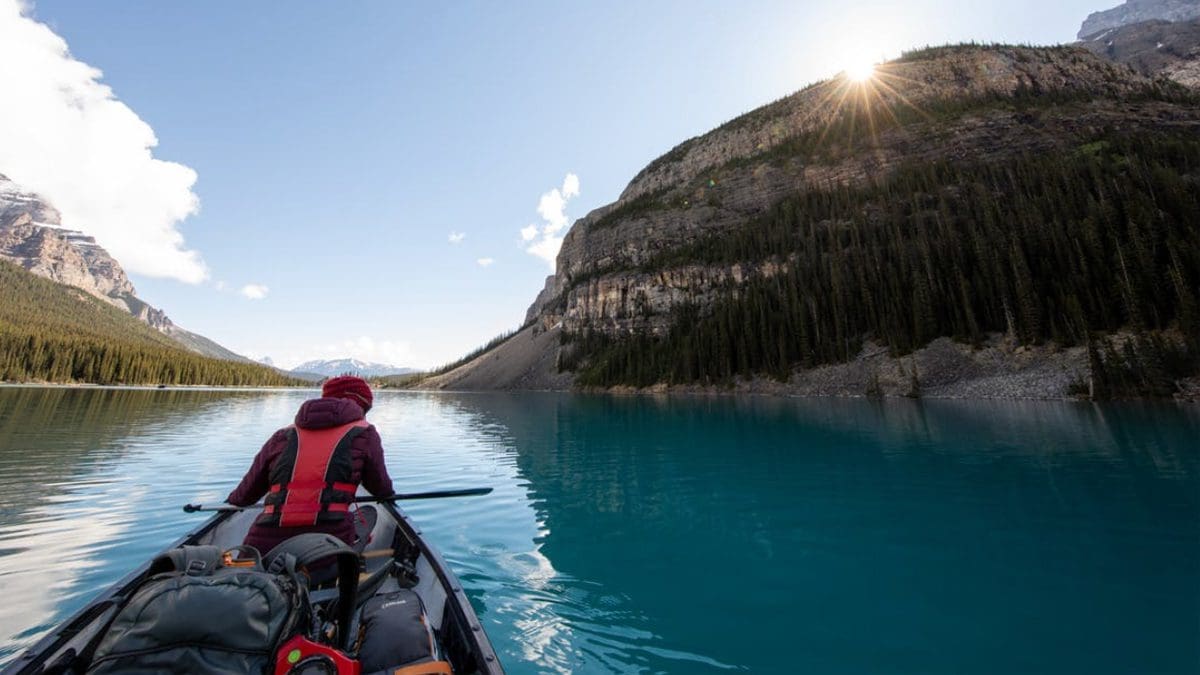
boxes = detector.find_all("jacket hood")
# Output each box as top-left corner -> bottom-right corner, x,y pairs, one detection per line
295,397 -> 366,430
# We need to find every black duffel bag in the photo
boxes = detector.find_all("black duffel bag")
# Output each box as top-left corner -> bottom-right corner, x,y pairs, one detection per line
86,534 -> 359,675
357,589 -> 451,675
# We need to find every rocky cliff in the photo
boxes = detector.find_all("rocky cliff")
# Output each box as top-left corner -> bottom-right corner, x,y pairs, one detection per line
537,47 -> 1194,337
423,43 -> 1200,398
1080,18 -> 1200,88
0,174 -> 247,362
0,176 -> 137,304
1079,0 -> 1200,39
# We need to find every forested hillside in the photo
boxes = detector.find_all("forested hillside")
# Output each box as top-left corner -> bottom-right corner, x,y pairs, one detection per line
0,261 -> 301,386
565,129 -> 1200,391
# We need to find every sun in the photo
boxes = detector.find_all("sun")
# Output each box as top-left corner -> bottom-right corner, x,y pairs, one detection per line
845,56 -> 877,83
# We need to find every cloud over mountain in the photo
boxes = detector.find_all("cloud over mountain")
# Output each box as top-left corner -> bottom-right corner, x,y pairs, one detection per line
0,0 -> 208,283
524,173 -> 580,269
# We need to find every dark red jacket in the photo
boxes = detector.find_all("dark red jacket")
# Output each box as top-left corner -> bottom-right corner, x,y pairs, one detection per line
227,397 -> 394,554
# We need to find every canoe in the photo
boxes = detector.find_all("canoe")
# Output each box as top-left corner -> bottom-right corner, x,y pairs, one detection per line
3,501 -> 504,675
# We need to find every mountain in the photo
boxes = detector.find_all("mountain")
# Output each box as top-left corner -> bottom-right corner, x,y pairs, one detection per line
291,359 -> 420,379
1080,17 -> 1200,88
0,174 -> 248,362
422,44 -> 1200,399
1079,0 -> 1200,39
0,259 -> 300,385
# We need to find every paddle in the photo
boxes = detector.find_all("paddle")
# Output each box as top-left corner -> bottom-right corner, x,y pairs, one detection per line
355,487 -> 492,502
183,487 -> 493,513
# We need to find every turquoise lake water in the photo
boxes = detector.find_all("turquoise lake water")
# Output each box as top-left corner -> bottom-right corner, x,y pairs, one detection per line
0,387 -> 1197,673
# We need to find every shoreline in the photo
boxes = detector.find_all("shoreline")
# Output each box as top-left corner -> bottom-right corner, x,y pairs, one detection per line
1,381 -> 1195,404
415,328 -> 1200,403
0,382 -> 315,392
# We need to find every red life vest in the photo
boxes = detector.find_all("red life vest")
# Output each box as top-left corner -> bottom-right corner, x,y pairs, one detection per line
257,420 -> 371,528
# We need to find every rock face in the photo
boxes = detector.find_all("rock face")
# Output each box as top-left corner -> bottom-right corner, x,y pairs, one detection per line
1079,0 -> 1200,39
0,174 -> 246,362
613,47 -> 1153,205
0,175 -> 137,305
428,44 -> 1200,396
540,47 -> 1193,339
1080,18 -> 1200,88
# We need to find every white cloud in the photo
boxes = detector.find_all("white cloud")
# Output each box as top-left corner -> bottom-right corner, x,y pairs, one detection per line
448,231 -> 466,244
214,280 -> 228,292
240,283 -> 269,300
476,257 -> 495,267
523,173 -> 580,270
537,189 -> 568,233
525,237 -> 563,267
0,0 -> 207,283
562,173 -> 580,199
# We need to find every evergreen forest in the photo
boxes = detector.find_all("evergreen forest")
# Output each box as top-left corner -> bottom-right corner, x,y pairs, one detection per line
0,260 -> 302,386
565,129 -> 1200,395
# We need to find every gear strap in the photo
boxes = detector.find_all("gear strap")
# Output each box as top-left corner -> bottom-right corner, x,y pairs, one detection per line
264,533 -> 361,650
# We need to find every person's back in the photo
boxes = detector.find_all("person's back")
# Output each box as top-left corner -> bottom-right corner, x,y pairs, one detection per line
227,376 -> 394,554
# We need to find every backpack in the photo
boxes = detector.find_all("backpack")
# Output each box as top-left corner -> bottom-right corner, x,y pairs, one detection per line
85,534 -> 360,675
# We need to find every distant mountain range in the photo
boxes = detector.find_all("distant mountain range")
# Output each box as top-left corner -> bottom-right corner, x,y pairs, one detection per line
290,359 -> 420,379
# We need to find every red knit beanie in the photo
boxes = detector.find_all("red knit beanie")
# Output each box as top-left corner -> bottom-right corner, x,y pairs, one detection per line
322,375 -> 373,412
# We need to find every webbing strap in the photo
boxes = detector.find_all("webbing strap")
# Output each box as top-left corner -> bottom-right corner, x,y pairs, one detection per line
391,661 -> 454,675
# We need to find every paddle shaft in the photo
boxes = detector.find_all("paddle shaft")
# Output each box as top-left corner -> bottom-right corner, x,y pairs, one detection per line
183,487 -> 492,513
356,487 -> 492,502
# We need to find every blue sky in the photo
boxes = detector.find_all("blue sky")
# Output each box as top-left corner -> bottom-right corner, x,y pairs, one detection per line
10,0 -> 1106,368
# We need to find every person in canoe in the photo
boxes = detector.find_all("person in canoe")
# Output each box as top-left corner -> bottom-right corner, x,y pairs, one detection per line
226,375 -> 395,554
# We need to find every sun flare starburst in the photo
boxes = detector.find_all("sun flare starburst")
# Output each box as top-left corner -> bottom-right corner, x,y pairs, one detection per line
803,52 -> 933,157
845,58 -> 876,83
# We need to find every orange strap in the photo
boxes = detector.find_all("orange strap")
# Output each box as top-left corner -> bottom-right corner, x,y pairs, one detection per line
391,661 -> 453,675
221,552 -> 258,568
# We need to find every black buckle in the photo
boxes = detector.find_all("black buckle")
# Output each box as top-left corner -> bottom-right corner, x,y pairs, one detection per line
186,560 -> 208,576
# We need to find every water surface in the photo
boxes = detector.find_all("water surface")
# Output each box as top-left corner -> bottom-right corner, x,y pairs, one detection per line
0,387 -> 1196,673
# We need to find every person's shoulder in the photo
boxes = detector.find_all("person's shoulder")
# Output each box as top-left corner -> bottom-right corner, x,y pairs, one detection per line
353,422 -> 382,445
267,425 -> 294,443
